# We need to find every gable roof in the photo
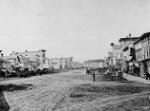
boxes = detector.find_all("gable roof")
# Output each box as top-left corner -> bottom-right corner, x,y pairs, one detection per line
134,32 -> 150,44
119,37 -> 139,42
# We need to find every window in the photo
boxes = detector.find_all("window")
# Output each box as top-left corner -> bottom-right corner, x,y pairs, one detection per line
43,59 -> 45,64
42,53 -> 45,58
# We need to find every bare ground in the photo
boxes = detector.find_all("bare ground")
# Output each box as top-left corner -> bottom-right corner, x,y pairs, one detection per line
1,69 -> 150,111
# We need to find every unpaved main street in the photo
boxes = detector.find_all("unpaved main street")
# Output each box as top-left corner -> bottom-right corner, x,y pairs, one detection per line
2,69 -> 150,111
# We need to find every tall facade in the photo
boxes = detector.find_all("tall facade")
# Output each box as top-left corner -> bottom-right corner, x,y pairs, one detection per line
9,49 -> 46,64
72,62 -> 84,69
119,35 -> 139,71
134,32 -> 150,77
60,57 -> 73,69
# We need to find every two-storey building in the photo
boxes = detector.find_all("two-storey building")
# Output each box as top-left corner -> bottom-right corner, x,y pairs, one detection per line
4,49 -> 48,71
134,32 -> 150,77
119,34 -> 139,72
49,57 -> 73,70
85,59 -> 106,69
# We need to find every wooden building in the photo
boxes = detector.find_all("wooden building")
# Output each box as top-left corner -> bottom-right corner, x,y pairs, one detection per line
134,32 -> 150,77
119,34 -> 139,72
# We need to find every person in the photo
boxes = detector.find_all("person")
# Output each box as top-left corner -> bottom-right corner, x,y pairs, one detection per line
86,68 -> 90,75
92,70 -> 96,82
145,71 -> 150,80
0,85 -> 10,111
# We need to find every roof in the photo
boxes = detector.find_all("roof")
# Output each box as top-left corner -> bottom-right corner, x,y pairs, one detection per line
134,32 -> 150,44
119,37 -> 139,42
85,59 -> 105,63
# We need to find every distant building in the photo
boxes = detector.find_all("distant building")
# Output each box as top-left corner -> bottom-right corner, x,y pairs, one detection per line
50,57 -> 73,70
85,59 -> 106,69
72,62 -> 84,69
60,57 -> 73,69
119,34 -> 139,50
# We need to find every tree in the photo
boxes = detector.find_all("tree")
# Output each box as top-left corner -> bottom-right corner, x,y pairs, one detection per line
129,47 -> 136,61
129,47 -> 137,75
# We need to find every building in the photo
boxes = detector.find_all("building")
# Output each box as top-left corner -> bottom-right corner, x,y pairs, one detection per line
49,58 -> 61,70
9,49 -> 46,64
71,62 -> 84,69
134,32 -> 150,77
60,57 -> 73,69
50,57 -> 73,70
119,34 -> 139,71
85,59 -> 106,69
119,34 -> 139,50
3,49 -> 48,71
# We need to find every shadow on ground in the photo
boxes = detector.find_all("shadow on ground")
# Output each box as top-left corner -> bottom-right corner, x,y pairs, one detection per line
1,83 -> 33,92
61,73 -> 129,83
52,83 -> 150,111
0,86 -> 10,111
70,84 -> 150,101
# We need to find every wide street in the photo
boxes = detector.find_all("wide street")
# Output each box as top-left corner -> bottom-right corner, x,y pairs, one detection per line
1,69 -> 150,111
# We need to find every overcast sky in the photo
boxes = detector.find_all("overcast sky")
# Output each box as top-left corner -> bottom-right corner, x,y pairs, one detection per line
0,0 -> 150,61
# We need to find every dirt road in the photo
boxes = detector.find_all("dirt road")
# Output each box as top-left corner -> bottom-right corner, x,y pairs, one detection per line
1,69 -> 150,111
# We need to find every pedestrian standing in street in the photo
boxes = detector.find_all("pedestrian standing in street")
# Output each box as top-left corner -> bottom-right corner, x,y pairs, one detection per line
92,71 -> 96,82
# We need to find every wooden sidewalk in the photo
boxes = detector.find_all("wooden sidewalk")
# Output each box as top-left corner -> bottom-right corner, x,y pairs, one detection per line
123,73 -> 150,84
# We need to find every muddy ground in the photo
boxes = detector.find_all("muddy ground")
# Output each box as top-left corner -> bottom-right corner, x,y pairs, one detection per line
1,69 -> 150,111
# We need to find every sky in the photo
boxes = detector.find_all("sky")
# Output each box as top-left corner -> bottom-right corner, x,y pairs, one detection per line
0,0 -> 149,61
